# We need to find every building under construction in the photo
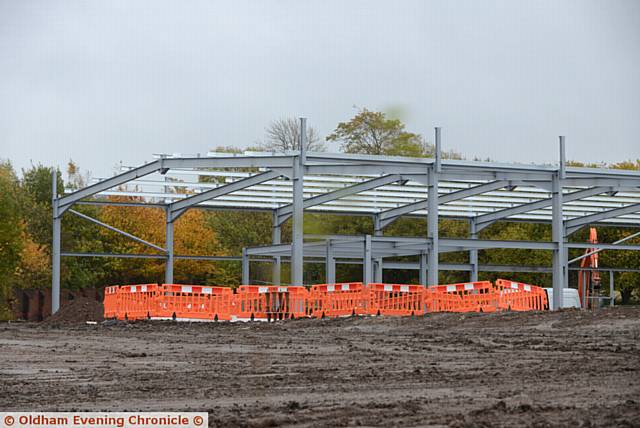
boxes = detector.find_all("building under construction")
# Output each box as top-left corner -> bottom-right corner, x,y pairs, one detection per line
51,124 -> 640,313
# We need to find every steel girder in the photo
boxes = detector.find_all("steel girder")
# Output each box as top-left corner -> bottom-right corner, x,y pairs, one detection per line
57,155 -> 296,210
377,179 -> 512,229
275,173 -> 404,225
564,202 -> 640,235
167,170 -> 283,222
474,186 -> 615,231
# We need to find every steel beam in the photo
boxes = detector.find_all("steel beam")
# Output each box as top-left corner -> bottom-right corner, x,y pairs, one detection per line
275,174 -> 403,225
58,160 -> 161,210
168,170 -> 282,221
68,209 -> 167,253
76,200 -> 167,209
475,186 -> 612,232
378,180 -> 511,228
564,202 -> 640,235
568,230 -> 640,264
301,164 -> 429,176
58,155 -> 296,209
566,242 -> 640,251
162,156 -> 295,170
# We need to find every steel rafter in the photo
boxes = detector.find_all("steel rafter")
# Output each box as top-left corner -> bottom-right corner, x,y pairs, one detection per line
564,202 -> 640,235
378,179 -> 512,229
474,186 -> 614,231
168,170 -> 283,222
275,173 -> 404,225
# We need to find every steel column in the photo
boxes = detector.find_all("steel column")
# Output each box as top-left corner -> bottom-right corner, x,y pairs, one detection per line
242,248 -> 249,284
326,239 -> 336,284
165,212 -> 174,284
427,128 -> 441,285
469,218 -> 479,282
51,169 -> 61,314
373,216 -> 383,282
419,251 -> 427,286
272,211 -> 281,284
364,234 -> 372,285
610,271 -> 614,307
291,118 -> 306,285
552,137 -> 566,310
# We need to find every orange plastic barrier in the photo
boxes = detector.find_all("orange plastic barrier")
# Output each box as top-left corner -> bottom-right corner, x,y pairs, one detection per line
103,279 -> 550,322
155,284 -> 234,321
427,281 -> 497,313
367,283 -> 425,316
117,284 -> 159,320
103,286 -> 119,319
308,282 -> 366,318
495,279 -> 548,311
234,285 -> 309,321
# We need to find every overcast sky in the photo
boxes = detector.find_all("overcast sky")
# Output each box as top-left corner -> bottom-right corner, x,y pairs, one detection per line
1,0 -> 639,178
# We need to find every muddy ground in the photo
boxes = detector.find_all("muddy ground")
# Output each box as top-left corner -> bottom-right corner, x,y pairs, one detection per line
1,308 -> 639,427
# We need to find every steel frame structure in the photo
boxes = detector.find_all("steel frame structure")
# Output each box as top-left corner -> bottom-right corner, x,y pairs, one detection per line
52,121 -> 640,313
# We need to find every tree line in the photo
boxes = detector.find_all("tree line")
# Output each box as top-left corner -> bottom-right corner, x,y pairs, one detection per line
1,109 -> 639,318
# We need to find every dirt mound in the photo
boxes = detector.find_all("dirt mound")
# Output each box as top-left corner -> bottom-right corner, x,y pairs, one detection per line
44,296 -> 104,324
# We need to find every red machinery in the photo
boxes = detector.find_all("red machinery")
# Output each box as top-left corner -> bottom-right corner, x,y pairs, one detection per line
577,227 -> 601,309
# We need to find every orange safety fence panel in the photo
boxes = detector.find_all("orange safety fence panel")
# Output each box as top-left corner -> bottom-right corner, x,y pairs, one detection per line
234,285 -> 309,321
427,281 -> 498,313
495,279 -> 548,311
308,282 -> 366,318
103,286 -> 120,319
117,284 -> 159,320
155,284 -> 234,321
367,283 -> 425,316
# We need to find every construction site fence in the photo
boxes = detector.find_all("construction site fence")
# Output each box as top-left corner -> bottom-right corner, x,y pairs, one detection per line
103,280 -> 548,321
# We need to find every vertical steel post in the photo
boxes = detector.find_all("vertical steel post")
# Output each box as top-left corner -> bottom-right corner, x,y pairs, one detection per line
427,128 -> 441,285
373,215 -> 383,282
291,118 -> 306,286
165,209 -> 174,284
242,247 -> 249,284
51,169 -> 61,314
469,218 -> 478,282
364,235 -> 372,285
552,136 -> 566,310
419,251 -> 427,286
326,239 -> 335,284
609,270 -> 614,307
272,211 -> 281,285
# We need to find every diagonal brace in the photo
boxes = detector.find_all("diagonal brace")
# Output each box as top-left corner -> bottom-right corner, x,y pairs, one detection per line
68,209 -> 167,253
168,170 -> 283,222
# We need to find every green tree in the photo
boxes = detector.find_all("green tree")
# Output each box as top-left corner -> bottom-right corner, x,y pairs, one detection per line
0,161 -> 23,319
327,109 -> 425,156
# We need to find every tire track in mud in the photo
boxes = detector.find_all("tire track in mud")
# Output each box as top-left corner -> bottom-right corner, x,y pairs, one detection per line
1,307 -> 639,427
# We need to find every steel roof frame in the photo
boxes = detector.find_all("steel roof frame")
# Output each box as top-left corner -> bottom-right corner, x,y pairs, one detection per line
51,122 -> 640,314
